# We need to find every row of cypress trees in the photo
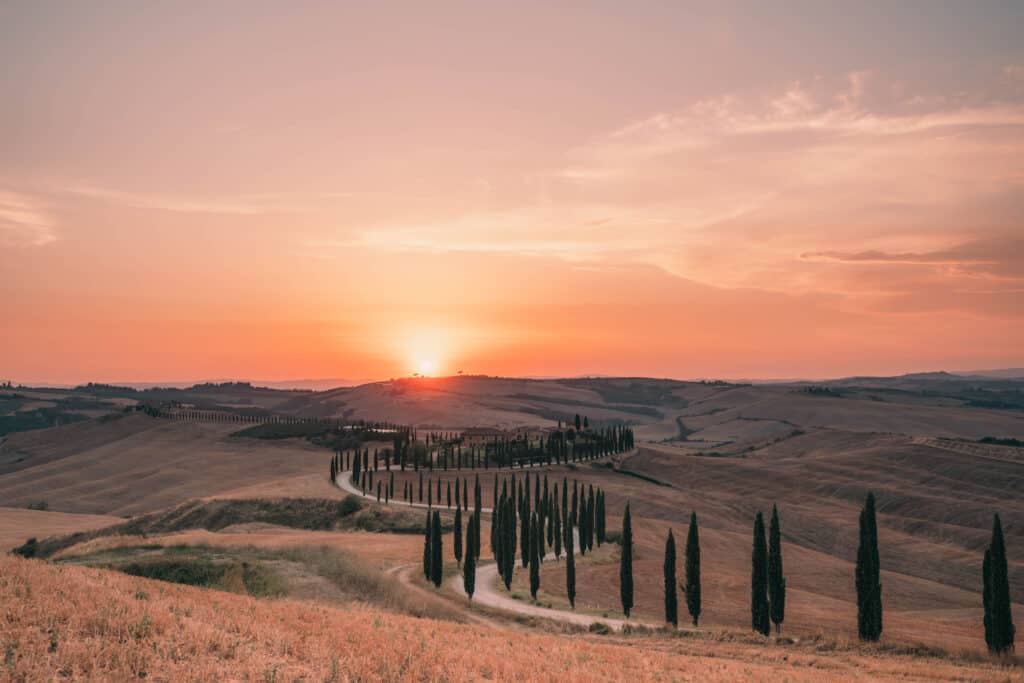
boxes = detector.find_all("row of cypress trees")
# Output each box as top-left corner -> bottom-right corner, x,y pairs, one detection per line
336,423 -> 635,476
404,469 -> 1012,653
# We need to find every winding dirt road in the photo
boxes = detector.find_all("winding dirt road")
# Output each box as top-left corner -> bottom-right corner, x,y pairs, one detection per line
335,462 -> 655,632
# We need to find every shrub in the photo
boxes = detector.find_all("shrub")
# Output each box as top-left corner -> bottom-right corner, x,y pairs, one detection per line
13,537 -> 38,558
339,495 -> 363,516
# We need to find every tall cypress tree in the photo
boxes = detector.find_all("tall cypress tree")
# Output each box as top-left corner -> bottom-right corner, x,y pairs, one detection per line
620,502 -> 634,618
548,484 -> 557,549
422,510 -> 432,580
566,515 -> 576,608
529,512 -> 540,600
984,513 -> 1016,654
768,504 -> 786,634
520,496 -> 530,568
664,529 -> 678,627
430,510 -> 443,588
464,513 -> 477,600
502,497 -> 515,590
751,511 -> 770,636
855,492 -> 883,641
454,504 -> 463,566
983,547 -> 994,651
685,511 -> 702,626
596,489 -> 606,547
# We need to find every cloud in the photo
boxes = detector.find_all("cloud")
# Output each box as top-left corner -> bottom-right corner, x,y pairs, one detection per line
0,191 -> 56,247
60,185 -> 357,215
802,237 -> 1024,280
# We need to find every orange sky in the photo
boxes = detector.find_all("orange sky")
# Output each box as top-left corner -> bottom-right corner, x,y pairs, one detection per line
2,3 -> 1023,383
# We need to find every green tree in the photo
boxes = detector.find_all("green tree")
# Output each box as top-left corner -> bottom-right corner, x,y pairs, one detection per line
751,511 -> 770,636
566,516 -> 576,608
984,513 -> 1016,654
422,510 -> 432,580
664,529 -> 678,627
685,511 -> 702,626
855,492 -> 883,641
620,502 -> 634,617
768,504 -> 786,634
464,513 -> 477,600
454,504 -> 463,566
430,510 -> 443,588
529,512 -> 541,600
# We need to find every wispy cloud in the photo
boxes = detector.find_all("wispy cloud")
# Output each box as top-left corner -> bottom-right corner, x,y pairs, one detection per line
61,185 -> 357,215
0,191 -> 56,247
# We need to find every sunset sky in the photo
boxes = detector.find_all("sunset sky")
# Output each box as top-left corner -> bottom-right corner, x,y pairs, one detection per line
2,2 -> 1023,384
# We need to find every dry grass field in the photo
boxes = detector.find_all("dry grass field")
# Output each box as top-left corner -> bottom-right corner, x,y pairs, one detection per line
0,415 -> 329,515
2,554 -> 1018,682
0,507 -> 119,551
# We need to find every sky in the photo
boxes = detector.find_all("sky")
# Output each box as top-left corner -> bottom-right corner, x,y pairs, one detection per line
2,1 -> 1023,384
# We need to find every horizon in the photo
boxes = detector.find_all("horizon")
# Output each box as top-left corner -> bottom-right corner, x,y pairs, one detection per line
8,365 -> 1024,391
2,2 -> 1022,383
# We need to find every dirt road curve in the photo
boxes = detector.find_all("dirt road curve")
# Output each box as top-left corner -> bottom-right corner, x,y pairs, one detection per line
335,457 -> 658,632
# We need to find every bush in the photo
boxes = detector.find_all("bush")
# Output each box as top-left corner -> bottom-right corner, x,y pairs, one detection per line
339,495 -> 363,516
588,622 -> 612,635
12,537 -> 38,558
26,501 -> 48,511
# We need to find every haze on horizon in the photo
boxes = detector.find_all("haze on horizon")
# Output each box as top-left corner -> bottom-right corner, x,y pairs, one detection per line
2,1 -> 1022,385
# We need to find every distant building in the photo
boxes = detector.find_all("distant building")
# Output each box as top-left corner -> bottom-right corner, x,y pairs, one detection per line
461,427 -> 508,447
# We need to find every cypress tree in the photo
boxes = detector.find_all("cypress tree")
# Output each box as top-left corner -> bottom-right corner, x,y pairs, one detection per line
664,529 -> 678,627
685,511 -> 702,626
566,515 -> 576,608
984,513 -> 1016,654
855,492 -> 883,641
983,548 -> 993,651
423,510 -> 432,580
464,513 -> 477,600
768,504 -> 786,634
520,495 -> 530,568
620,502 -> 634,618
751,511 -> 770,636
454,504 -> 463,565
529,512 -> 540,600
548,484 -> 556,548
430,510 -> 443,588
596,489 -> 606,546
503,497 -> 515,589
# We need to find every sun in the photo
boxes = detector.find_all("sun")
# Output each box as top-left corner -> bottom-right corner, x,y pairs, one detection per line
416,359 -> 436,376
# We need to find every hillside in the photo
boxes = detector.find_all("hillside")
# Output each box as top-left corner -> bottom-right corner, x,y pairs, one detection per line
1,554 -> 1015,681
0,415 -> 329,515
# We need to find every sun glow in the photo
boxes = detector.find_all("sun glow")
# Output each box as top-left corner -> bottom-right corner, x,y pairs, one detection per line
416,359 -> 436,376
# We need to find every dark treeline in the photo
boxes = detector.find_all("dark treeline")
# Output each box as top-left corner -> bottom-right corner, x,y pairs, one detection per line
331,417 -> 635,483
